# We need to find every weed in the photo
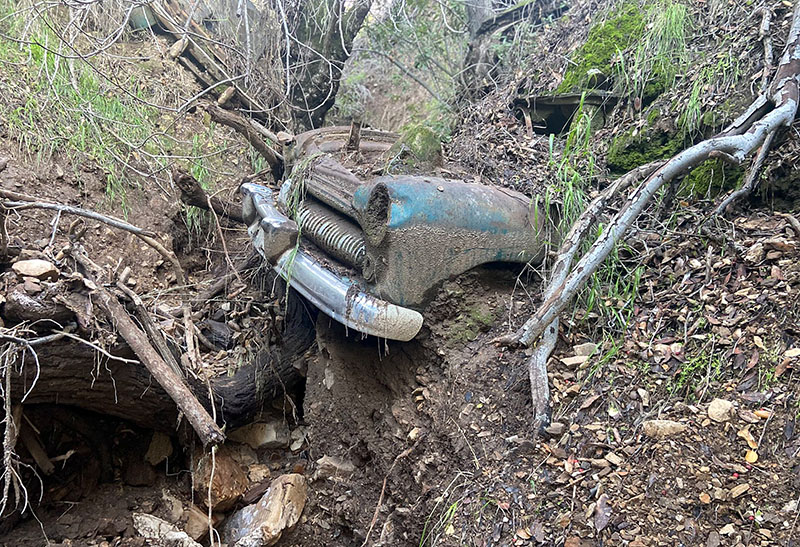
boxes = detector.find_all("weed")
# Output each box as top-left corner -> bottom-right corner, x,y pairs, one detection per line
626,0 -> 691,102
669,344 -> 722,400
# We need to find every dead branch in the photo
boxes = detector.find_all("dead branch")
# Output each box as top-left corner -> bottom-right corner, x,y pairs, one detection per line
205,103 -> 282,179
70,248 -> 225,446
115,282 -> 184,379
518,162 -> 662,427
712,128 -> 777,215
759,6 -> 774,92
174,170 -> 245,224
192,251 -> 261,309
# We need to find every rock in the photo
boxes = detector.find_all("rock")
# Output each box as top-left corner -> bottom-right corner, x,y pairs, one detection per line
708,398 -> 734,422
642,419 -> 687,439
123,458 -> 157,487
222,474 -> 307,547
573,342 -> 598,356
544,422 -> 566,436
718,523 -> 736,536
22,278 -> 42,294
132,513 -> 202,547
227,442 -> 259,467
193,445 -> 249,511
183,505 -> 210,541
145,432 -> 173,466
604,452 -> 624,466
729,483 -> 750,498
12,259 -> 59,281
228,421 -> 290,450
161,490 -> 184,523
313,455 -> 356,480
248,463 -> 272,483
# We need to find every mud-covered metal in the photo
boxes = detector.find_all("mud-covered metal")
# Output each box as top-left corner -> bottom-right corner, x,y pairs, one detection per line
351,176 -> 545,306
241,182 -> 423,341
274,250 -> 423,342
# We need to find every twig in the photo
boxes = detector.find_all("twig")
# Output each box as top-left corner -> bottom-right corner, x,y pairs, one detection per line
362,439 -> 422,547
713,128 -> 778,216
0,192 -> 186,284
206,194 -> 243,286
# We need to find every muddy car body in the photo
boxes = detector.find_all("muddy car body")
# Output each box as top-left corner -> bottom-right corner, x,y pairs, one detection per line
242,127 -> 546,341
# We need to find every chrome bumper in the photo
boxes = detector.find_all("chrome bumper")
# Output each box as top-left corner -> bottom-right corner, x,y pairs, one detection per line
241,184 -> 423,341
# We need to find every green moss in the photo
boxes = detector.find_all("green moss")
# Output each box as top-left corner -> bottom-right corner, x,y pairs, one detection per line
679,159 -> 744,197
607,126 -> 685,173
557,2 -> 645,93
448,303 -> 496,343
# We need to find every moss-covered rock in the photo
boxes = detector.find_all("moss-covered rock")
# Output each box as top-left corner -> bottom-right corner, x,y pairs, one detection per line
557,2 -> 645,93
606,125 -> 685,173
680,159 -> 743,197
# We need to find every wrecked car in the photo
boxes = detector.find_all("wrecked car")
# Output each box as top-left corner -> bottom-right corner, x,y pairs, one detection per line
242,126 -> 546,341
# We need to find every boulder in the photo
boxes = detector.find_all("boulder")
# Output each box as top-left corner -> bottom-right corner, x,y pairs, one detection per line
222,474 -> 308,547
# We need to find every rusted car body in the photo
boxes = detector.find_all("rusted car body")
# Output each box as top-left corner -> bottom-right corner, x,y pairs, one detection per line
242,126 -> 545,341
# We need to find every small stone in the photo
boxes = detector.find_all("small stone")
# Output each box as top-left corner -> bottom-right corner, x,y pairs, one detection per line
573,342 -> 598,356
408,427 -> 422,441
183,505 -> 210,541
222,474 -> 307,547
545,422 -> 566,436
132,513 -> 201,547
248,463 -> 272,483
729,483 -> 750,498
23,278 -> 42,294
699,492 -> 711,504
313,455 -> 355,480
144,432 -> 173,466
642,419 -> 687,439
604,452 -> 624,466
718,523 -> 736,536
708,399 -> 734,422
228,421 -> 291,450
161,490 -> 184,523
12,259 -> 59,281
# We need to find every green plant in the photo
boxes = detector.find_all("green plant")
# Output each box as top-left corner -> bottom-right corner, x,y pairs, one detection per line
627,0 -> 691,102
669,343 -> 722,400
0,1 -> 164,210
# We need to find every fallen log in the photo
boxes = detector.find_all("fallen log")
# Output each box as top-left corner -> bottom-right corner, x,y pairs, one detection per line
70,248 -> 225,446
9,290 -> 315,432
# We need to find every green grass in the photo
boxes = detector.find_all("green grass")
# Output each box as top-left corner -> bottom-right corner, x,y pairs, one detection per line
0,2 -> 165,210
627,0 -> 691,102
669,343 -> 722,400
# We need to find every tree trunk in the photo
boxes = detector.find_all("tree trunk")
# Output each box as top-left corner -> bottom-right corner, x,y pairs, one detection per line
9,290 -> 316,432
289,0 -> 373,129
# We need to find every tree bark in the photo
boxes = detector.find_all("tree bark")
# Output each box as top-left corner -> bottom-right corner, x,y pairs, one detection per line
9,291 -> 315,432
174,169 -> 246,224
